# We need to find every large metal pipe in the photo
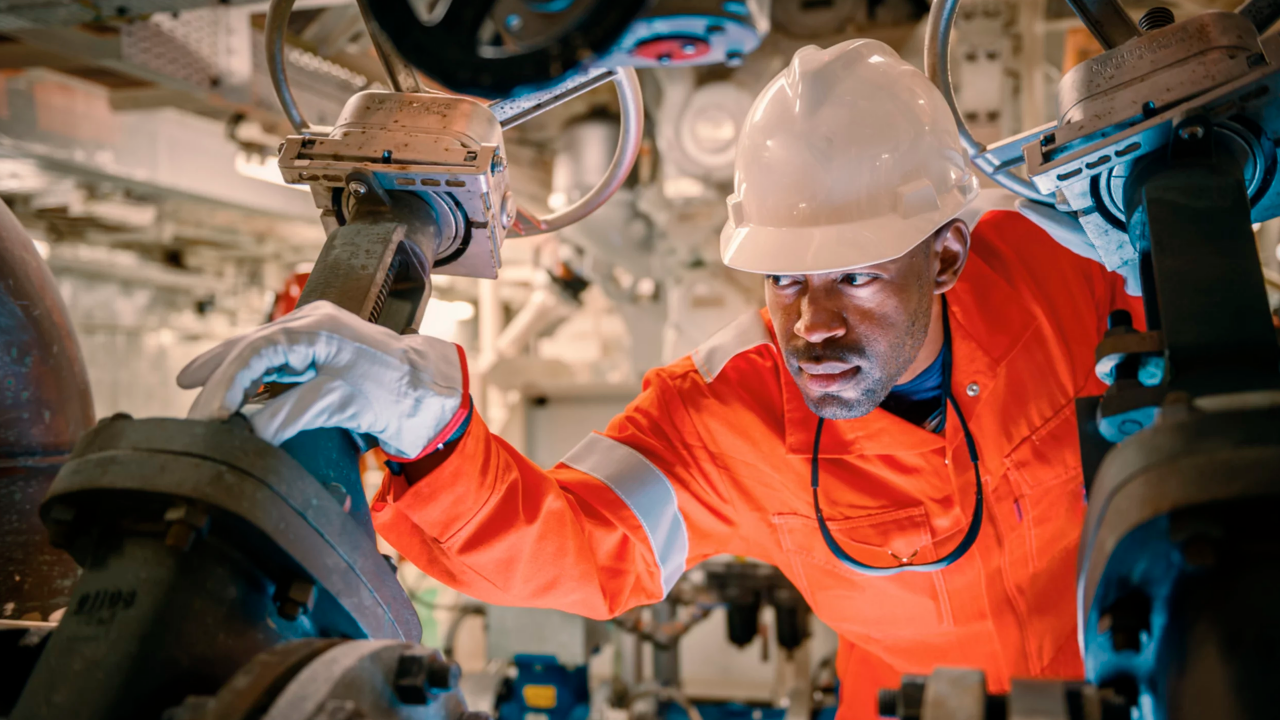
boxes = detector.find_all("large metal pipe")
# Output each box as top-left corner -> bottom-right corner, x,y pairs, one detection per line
0,198 -> 93,621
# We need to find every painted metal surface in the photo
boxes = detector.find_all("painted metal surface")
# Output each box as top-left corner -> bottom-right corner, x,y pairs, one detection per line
0,197 -> 91,621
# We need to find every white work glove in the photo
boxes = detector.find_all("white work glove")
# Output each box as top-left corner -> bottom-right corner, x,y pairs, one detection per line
178,300 -> 468,460
1016,199 -> 1142,297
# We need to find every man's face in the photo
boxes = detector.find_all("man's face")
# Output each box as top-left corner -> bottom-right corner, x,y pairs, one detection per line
765,239 -> 936,420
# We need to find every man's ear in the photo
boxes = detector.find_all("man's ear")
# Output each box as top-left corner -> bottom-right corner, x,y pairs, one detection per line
932,219 -> 971,294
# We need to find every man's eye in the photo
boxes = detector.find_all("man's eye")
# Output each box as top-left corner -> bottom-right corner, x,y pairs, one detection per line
840,273 -> 876,287
768,275 -> 802,288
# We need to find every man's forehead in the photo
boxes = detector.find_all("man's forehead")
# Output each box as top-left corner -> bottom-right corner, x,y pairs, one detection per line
794,243 -> 929,281
761,220 -> 969,283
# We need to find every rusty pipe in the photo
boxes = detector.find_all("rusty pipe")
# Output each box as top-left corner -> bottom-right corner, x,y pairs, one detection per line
0,198 -> 93,621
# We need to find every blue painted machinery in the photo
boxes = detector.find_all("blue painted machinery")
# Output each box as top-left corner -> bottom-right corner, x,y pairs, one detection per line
498,654 -> 591,720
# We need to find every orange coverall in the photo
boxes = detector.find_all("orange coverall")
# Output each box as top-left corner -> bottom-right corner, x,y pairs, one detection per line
372,210 -> 1143,720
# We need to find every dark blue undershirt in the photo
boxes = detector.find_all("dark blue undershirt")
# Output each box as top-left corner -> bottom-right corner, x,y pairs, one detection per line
881,340 -> 948,432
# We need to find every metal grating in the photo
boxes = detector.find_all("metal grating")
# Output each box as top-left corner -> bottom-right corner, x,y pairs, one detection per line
121,11 -> 220,90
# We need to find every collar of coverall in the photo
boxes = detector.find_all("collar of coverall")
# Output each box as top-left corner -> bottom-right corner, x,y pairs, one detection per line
771,210 -> 1039,460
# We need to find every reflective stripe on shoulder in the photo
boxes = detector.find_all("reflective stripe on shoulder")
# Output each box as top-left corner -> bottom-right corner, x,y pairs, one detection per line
690,311 -> 773,384
561,434 -> 689,597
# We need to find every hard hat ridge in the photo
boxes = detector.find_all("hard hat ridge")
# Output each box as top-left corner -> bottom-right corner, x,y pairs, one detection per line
721,38 -> 980,276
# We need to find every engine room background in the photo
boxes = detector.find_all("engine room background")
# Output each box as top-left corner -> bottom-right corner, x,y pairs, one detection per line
5,0 -> 1279,714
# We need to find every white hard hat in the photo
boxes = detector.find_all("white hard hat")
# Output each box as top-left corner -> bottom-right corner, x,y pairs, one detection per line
720,39 -> 981,275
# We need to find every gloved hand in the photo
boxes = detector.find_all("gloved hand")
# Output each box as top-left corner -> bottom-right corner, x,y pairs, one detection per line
178,300 -> 469,460
1015,199 -> 1142,297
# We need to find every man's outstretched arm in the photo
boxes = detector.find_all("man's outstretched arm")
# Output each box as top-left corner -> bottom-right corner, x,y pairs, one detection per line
178,300 -> 740,620
373,365 -> 739,619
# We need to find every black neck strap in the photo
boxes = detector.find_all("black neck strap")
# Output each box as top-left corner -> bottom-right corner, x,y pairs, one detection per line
809,294 -> 983,576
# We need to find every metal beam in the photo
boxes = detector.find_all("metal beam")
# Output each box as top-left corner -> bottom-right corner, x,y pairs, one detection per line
353,0 -> 424,93
1063,0 -> 1141,50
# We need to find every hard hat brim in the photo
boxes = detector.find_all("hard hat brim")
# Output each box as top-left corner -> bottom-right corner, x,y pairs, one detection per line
720,179 -> 980,276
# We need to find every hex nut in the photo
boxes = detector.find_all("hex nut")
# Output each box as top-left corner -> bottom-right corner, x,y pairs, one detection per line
163,503 -> 210,551
275,579 -> 317,620
394,651 -> 431,705
394,648 -> 457,704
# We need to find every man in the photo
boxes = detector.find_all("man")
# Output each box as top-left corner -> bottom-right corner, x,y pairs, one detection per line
179,40 -> 1142,720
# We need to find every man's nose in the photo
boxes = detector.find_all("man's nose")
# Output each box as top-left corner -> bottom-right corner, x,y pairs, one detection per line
794,294 -> 846,344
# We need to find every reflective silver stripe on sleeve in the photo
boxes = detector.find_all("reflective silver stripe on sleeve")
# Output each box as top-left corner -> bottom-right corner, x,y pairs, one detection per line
561,433 -> 690,597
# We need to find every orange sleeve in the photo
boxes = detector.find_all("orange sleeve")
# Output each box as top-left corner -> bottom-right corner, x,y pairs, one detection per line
974,210 -> 1148,398
369,366 -> 739,620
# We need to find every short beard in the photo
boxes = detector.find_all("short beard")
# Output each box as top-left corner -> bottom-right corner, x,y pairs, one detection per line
801,376 -> 894,420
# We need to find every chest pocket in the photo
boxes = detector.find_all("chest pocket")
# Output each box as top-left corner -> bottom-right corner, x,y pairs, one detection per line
772,507 -> 954,639
1003,400 -> 1088,569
